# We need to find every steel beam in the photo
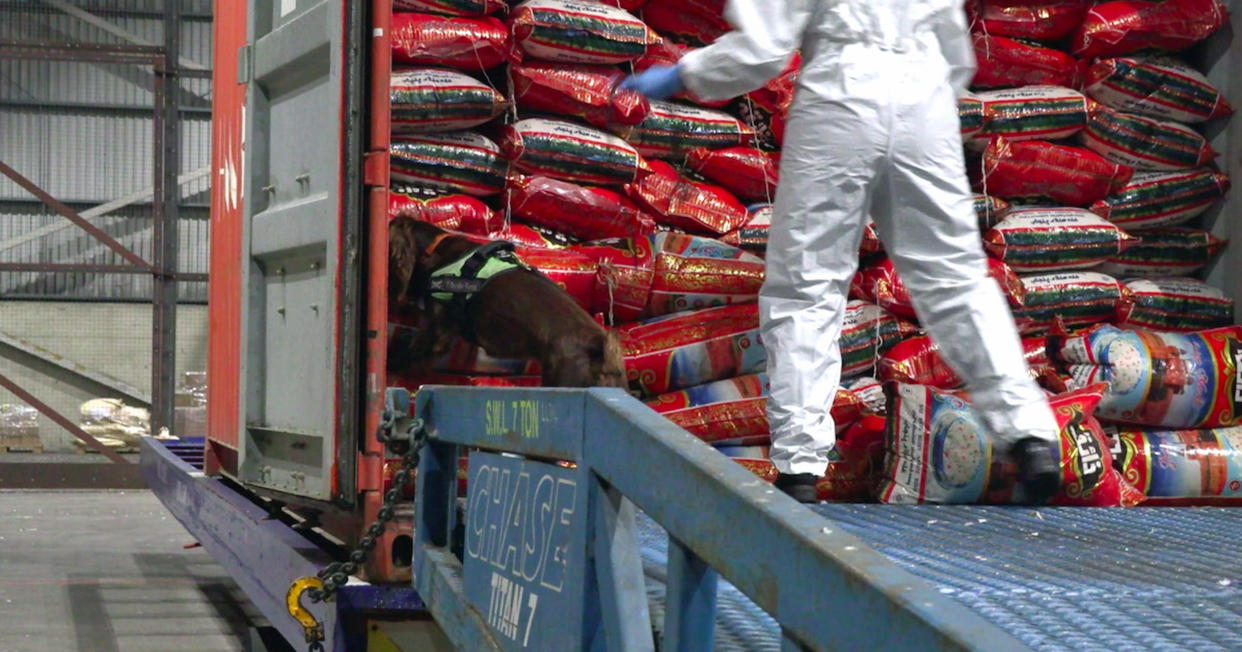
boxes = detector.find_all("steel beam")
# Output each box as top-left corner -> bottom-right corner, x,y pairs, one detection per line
0,371 -> 131,464
41,0 -> 210,72
0,329 -> 151,406
0,38 -> 161,64
149,2 -> 181,441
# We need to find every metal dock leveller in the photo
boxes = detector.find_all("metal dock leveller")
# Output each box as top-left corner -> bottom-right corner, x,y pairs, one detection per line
411,387 -> 1029,651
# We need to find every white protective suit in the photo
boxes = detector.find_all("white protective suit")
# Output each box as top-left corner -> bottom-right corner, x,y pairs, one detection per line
679,0 -> 1061,475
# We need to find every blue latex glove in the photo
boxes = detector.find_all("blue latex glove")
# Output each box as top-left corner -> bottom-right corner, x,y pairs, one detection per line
619,64 -> 686,101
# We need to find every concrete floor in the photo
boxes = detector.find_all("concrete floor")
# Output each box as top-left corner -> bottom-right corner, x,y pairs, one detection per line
0,490 -> 260,652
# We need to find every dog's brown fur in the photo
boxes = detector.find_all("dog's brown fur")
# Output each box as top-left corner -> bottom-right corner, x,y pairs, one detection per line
388,216 -> 626,388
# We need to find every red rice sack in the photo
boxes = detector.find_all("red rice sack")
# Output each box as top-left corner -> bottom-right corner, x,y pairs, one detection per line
959,86 -> 1089,149
878,335 -> 1050,389
965,0 -> 1091,42
1084,105 -> 1217,172
1071,0 -> 1229,60
731,54 -> 800,151
1085,57 -> 1234,124
971,34 -> 1084,89
647,233 -> 764,316
495,223 -> 578,248
1116,278 -> 1233,332
391,132 -> 507,196
506,175 -> 656,240
614,101 -> 754,159
575,237 -> 655,322
625,160 -> 749,235
393,0 -> 505,15
390,14 -> 509,69
640,0 -> 729,46
846,376 -> 887,415
513,245 -> 597,309
841,301 -> 921,379
974,194 -> 1012,230
686,147 -> 778,203
509,62 -> 650,128
620,303 -> 765,396
983,207 -> 1138,273
1088,168 -> 1231,230
860,220 -> 884,256
1116,427 -> 1242,505
878,382 -> 1143,506
1098,228 -> 1227,277
509,0 -> 660,64
502,118 -> 646,186
390,69 -> 507,133
1051,323 -> 1242,428
979,137 -> 1134,206
852,257 -> 1026,320
733,417 -> 889,502
720,204 -> 771,253
388,191 -> 501,235
1014,271 -> 1130,333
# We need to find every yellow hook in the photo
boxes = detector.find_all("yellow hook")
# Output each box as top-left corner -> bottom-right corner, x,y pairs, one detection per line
286,576 -> 326,645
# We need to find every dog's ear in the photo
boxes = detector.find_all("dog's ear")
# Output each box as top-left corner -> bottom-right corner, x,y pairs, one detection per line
388,217 -> 421,303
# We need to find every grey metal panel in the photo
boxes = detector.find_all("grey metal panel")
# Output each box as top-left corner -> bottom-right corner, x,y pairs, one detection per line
1203,0 -> 1241,321
238,0 -> 361,504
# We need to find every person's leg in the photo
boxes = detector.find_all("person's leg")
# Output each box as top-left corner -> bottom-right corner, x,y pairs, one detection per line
875,76 -> 1061,503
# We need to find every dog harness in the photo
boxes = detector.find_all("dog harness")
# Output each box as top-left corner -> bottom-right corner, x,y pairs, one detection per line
424,240 -> 530,342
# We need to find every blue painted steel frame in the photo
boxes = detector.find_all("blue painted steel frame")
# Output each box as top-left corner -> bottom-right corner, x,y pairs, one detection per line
414,387 -> 1036,652
140,437 -> 426,652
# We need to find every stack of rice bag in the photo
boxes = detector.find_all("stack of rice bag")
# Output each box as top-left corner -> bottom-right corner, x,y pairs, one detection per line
386,0 -> 1239,507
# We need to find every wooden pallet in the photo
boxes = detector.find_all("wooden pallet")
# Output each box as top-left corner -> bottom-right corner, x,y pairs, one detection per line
1,431 -> 43,454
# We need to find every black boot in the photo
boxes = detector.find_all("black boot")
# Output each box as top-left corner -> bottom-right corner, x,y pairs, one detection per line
775,473 -> 819,504
1010,437 -> 1060,506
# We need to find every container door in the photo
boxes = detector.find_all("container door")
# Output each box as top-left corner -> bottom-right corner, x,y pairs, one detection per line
237,0 -> 365,505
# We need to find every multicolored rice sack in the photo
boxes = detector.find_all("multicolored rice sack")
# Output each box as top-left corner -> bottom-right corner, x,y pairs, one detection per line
509,62 -> 650,128
506,175 -> 656,240
390,132 -> 507,196
1085,57 -> 1234,124
686,147 -> 779,203
502,118 -> 646,186
1013,271 -> 1130,333
625,160 -> 749,235
720,204 -> 771,253
959,86 -> 1089,148
620,303 -> 765,396
1115,278 -> 1234,332
393,0 -> 506,15
971,34 -> 1084,89
851,257 -> 1026,320
613,101 -> 754,159
389,69 -> 507,133
509,0 -> 660,65
983,207 -> 1138,273
1084,104 -> 1217,171
978,137 -> 1134,206
390,14 -> 510,69
974,194 -> 1012,230
1088,168 -> 1230,230
639,0 -> 729,46
840,301 -> 920,379
1116,427 -> 1242,505
575,237 -> 655,322
878,335 -> 1051,389
387,191 -> 501,235
733,418 -> 888,502
647,233 -> 765,316
1097,227 -> 1227,277
1071,0 -> 1229,59
965,0 -> 1091,42
1050,323 -> 1242,429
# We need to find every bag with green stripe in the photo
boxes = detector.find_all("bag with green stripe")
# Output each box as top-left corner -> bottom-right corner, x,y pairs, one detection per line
1116,278 -> 1233,332
1085,57 -> 1234,124
1014,271 -> 1132,333
503,118 -> 647,186
1084,104 -> 1218,171
1089,168 -> 1230,230
959,86 -> 1089,149
509,0 -> 660,65
1098,227 -> 1227,277
616,101 -> 754,159
974,194 -> 1012,230
985,207 -> 1138,273
390,132 -> 507,196
390,69 -> 508,133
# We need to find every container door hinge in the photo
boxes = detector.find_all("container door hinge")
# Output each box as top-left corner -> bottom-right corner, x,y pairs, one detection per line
377,387 -> 424,455
237,44 -> 252,84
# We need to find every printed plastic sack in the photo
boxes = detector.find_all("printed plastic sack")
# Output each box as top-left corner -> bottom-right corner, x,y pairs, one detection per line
506,175 -> 656,240
614,101 -> 754,159
974,194 -> 1012,230
1085,57 -> 1234,124
1116,427 -> 1242,505
509,62 -> 650,129
1116,278 -> 1233,332
878,382 -> 1143,506
860,220 -> 884,256
388,191 -> 501,235
498,223 -> 578,248
647,233 -> 765,316
509,0 -> 659,64
621,303 -> 765,396
513,245 -> 598,309
640,0 -> 729,46
1084,105 -> 1217,172
965,0 -> 1091,42
878,335 -> 1050,389
959,86 -> 1089,148
503,118 -> 646,186
390,69 -> 507,133
734,417 -> 889,502
686,147 -> 778,203
1088,169 -> 1231,230
729,54 -> 800,151
390,14 -> 510,69
1098,228 -> 1227,277
846,376 -> 887,415
1071,0 -> 1229,59
1013,272 -> 1130,333
625,160 -> 749,235
1050,323 -> 1242,428
978,137 -> 1134,206
576,237 -> 655,322
983,207 -> 1138,273
390,132 -> 507,196
971,34 -> 1084,89
841,301 -> 920,380
720,204 -> 771,253
393,0 -> 505,15
851,257 -> 1026,320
